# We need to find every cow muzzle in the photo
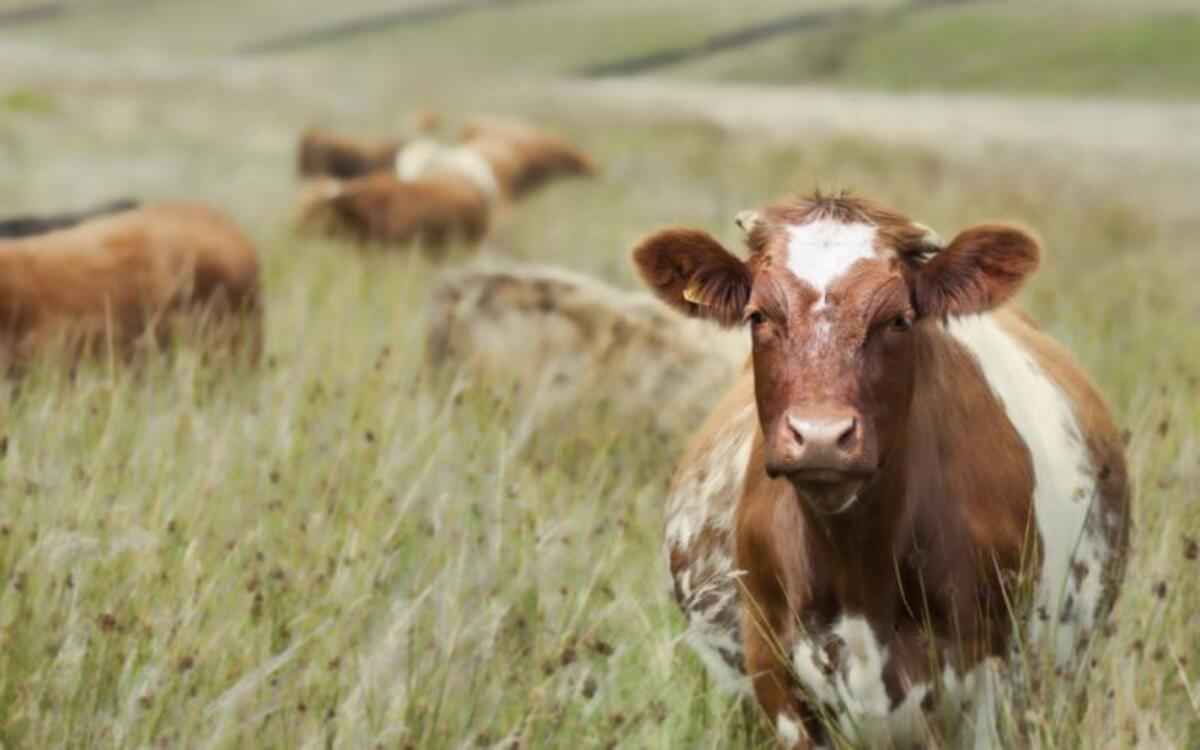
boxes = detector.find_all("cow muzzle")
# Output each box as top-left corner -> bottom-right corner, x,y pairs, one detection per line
764,405 -> 876,511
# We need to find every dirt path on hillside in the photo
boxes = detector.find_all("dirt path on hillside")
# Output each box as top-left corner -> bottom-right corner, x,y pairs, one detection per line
549,77 -> 1200,167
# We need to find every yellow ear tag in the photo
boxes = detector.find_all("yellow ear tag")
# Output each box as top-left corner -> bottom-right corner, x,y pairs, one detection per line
683,282 -> 705,305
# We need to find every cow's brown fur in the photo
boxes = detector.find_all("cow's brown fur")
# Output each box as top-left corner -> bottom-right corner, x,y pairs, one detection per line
0,201 -> 261,364
296,129 -> 403,180
295,171 -> 490,248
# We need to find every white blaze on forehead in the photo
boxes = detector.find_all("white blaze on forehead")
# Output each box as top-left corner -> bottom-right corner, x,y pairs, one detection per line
785,219 -> 878,301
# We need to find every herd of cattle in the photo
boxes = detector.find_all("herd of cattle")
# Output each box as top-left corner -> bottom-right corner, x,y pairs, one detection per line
1,114 -> 1130,748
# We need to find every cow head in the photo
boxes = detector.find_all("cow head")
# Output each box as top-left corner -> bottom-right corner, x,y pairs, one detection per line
634,194 -> 1039,515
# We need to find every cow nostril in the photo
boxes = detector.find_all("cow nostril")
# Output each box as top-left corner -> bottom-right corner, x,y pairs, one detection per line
788,419 -> 805,447
836,419 -> 857,451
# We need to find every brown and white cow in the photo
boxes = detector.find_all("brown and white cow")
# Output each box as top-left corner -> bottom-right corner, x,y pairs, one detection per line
297,119 -> 595,248
0,201 -> 261,364
632,194 -> 1129,747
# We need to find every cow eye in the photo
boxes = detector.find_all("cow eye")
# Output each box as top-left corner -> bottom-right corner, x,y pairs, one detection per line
890,315 -> 911,332
745,310 -> 766,327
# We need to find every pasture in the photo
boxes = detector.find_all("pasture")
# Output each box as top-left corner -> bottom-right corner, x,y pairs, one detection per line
1,1 -> 1198,746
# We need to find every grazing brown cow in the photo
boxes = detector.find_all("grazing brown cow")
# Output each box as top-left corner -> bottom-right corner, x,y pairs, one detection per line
425,263 -> 746,433
0,201 -> 261,364
632,194 -> 1129,747
298,119 -> 595,248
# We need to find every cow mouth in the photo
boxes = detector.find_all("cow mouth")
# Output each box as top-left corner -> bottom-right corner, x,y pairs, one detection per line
786,469 -> 873,515
789,468 -> 868,483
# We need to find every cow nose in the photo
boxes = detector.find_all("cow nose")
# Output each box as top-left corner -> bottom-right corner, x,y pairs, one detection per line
784,408 -> 862,474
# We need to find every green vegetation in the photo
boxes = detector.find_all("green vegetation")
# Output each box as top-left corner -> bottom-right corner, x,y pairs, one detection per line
680,2 -> 1200,98
1,89 -> 57,114
0,1 -> 1198,746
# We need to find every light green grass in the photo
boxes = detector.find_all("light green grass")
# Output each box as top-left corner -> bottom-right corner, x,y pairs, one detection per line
1,7 -> 1199,747
676,2 -> 1200,99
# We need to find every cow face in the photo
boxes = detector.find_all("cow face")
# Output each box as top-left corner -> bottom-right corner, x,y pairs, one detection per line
634,195 -> 1039,515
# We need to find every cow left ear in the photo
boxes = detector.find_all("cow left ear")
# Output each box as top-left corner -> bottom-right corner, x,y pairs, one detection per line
632,228 -> 751,327
912,223 -> 1040,318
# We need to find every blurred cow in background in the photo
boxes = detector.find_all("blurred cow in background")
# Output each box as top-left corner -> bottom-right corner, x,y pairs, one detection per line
0,201 -> 262,366
424,263 -> 746,434
296,117 -> 595,250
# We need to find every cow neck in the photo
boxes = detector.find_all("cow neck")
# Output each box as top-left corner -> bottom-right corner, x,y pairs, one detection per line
796,447 -> 911,623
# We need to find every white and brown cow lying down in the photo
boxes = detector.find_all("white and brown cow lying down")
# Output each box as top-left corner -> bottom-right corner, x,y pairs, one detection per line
0,199 -> 138,239
632,194 -> 1129,747
296,118 -> 595,249
425,263 -> 746,433
0,201 -> 261,365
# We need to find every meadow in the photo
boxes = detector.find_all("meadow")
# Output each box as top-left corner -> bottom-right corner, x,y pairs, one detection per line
0,1 -> 1198,747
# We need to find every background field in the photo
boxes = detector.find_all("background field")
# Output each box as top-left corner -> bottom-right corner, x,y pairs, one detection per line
1,0 -> 1198,747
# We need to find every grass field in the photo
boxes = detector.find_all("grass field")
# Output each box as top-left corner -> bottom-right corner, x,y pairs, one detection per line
1,1 -> 1199,747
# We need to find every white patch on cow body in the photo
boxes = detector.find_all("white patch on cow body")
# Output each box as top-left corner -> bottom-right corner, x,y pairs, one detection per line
684,630 -> 748,693
395,138 -> 500,199
394,137 -> 440,179
791,616 -> 991,746
833,617 -> 892,718
664,402 -> 756,694
784,220 -> 877,306
664,403 -> 755,552
945,313 -> 1109,664
776,714 -> 802,747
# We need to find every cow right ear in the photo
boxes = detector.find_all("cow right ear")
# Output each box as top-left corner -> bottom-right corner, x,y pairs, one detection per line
632,228 -> 751,327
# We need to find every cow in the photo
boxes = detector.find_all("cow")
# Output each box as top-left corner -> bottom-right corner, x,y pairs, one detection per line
0,201 -> 262,365
0,198 -> 138,239
297,119 -> 595,249
424,263 -> 746,434
631,193 -> 1130,747
296,111 -> 440,180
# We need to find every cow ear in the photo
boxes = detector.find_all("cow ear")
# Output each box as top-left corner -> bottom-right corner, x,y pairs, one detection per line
632,228 -> 751,327
912,224 -> 1040,318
